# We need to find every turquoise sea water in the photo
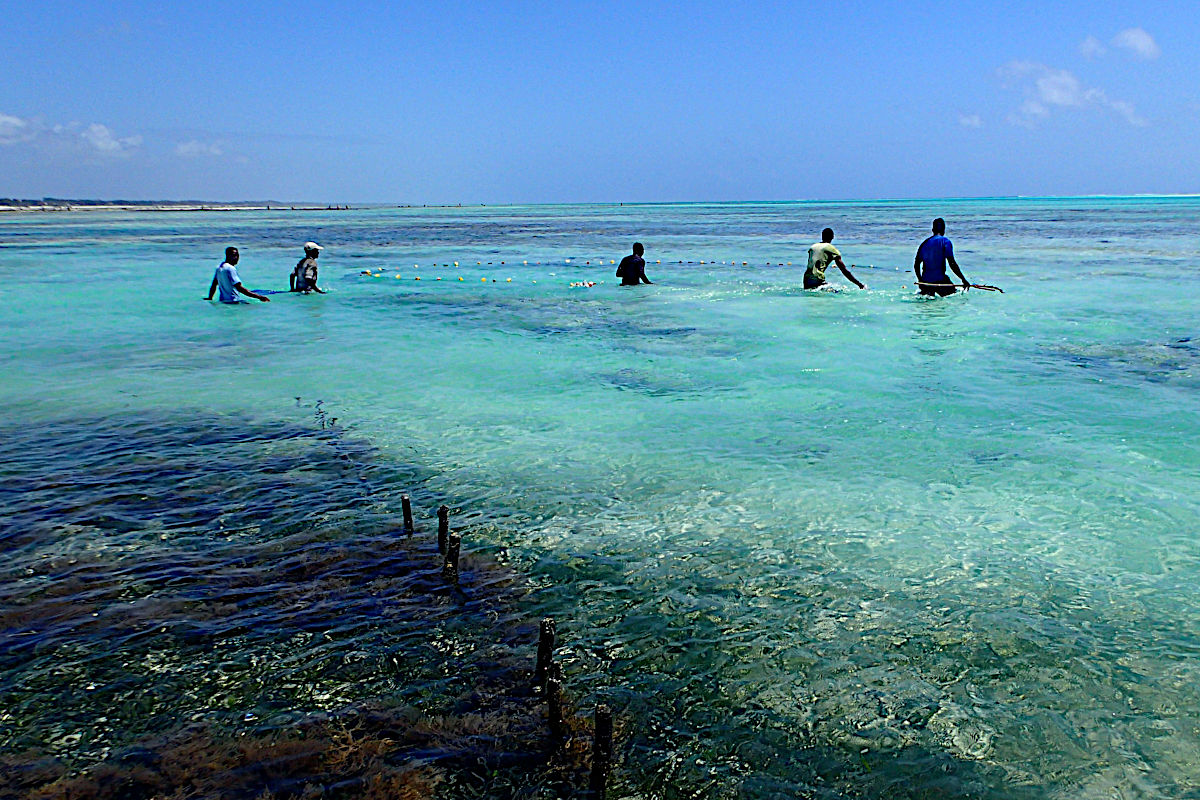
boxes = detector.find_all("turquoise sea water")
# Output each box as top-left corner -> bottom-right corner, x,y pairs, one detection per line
2,199 -> 1199,798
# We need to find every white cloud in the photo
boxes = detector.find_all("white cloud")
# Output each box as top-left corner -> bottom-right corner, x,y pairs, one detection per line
1106,99 -> 1144,126
0,113 -> 37,145
1038,69 -> 1092,106
1021,99 -> 1049,116
1112,27 -> 1160,60
0,111 -> 143,156
1079,36 -> 1107,59
80,123 -> 142,155
175,140 -> 224,158
998,61 -> 1146,127
958,113 -> 983,128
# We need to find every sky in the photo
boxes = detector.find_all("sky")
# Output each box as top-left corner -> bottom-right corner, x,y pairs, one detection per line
1,1 -> 1197,203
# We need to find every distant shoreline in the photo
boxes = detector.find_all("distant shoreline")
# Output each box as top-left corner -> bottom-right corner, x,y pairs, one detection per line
3,195 -> 1198,215
0,202 -> 493,214
0,203 -> 348,214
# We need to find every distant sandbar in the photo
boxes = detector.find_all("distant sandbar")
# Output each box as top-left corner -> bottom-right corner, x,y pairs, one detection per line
0,200 -> 348,214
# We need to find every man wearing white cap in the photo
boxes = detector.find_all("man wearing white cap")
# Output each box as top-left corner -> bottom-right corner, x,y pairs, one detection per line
290,242 -> 326,293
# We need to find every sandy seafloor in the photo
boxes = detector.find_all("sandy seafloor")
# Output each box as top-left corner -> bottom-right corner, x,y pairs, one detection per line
1,198 -> 1199,798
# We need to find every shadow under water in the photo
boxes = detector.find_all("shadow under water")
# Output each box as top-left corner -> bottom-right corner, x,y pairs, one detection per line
0,412 -> 591,799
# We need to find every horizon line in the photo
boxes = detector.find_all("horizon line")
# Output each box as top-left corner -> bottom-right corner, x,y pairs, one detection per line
5,193 -> 1200,209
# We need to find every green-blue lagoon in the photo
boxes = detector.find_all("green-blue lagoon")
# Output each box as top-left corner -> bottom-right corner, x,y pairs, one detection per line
2,199 -> 1198,798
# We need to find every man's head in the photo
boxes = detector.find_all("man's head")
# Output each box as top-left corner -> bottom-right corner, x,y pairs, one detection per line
633,242 -> 644,256
225,246 -> 239,265
821,227 -> 835,243
304,241 -> 322,258
932,218 -> 946,235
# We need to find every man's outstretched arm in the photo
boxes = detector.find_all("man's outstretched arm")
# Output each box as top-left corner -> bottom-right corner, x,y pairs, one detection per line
235,282 -> 271,302
835,256 -> 865,289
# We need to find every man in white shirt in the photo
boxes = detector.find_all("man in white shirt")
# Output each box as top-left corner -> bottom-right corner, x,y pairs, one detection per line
804,228 -> 864,290
290,241 -> 326,293
206,247 -> 270,304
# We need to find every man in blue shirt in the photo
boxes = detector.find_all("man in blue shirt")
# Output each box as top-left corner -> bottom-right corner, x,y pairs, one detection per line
914,218 -> 969,296
206,247 -> 271,304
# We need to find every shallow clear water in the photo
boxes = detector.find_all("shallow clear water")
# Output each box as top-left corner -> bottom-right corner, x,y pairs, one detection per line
2,199 -> 1199,798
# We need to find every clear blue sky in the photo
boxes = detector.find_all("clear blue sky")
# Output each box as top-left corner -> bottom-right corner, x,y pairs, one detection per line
2,1 -> 1196,202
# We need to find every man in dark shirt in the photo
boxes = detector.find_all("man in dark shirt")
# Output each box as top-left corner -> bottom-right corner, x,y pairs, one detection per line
914,218 -> 969,296
616,242 -> 652,286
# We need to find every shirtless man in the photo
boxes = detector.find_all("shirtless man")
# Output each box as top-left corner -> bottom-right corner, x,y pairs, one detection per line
616,242 -> 653,286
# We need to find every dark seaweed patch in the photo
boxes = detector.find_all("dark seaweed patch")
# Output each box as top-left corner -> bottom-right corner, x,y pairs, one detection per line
1048,339 -> 1198,385
0,413 -> 594,799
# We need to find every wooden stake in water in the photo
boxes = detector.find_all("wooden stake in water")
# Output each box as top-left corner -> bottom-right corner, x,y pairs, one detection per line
546,661 -> 564,740
442,532 -> 461,583
401,494 -> 414,534
533,617 -> 556,689
589,704 -> 613,797
437,504 -> 450,554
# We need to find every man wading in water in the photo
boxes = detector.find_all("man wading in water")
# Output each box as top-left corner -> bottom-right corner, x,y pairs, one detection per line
290,242 -> 326,293
616,242 -> 653,286
914,218 -> 969,296
804,228 -> 864,290
206,247 -> 270,303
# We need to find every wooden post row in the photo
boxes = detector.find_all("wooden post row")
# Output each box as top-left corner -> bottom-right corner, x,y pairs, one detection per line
589,704 -> 614,798
401,494 -> 414,534
442,532 -> 461,583
546,661 -> 564,740
437,504 -> 450,555
533,617 -> 556,689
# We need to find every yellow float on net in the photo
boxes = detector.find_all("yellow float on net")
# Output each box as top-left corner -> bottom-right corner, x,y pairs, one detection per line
506,278 -> 512,282
454,261 -> 459,266
395,274 -> 402,279
415,276 -> 421,280
458,276 -> 464,281
482,277 -> 487,282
